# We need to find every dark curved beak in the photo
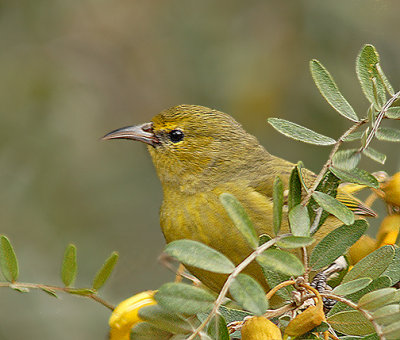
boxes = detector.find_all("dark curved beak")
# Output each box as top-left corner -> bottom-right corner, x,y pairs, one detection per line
102,122 -> 159,147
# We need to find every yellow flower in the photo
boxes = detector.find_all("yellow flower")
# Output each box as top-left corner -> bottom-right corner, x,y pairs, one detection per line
382,172 -> 400,207
376,215 -> 400,248
241,316 -> 282,340
109,290 -> 156,340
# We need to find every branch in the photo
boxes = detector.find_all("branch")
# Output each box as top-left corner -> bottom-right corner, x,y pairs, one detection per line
0,281 -> 115,311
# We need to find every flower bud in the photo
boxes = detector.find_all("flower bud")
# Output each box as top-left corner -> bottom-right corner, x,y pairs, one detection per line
348,235 -> 376,264
376,215 -> 400,248
241,316 -> 282,340
382,172 -> 400,207
109,290 -> 156,340
283,301 -> 324,338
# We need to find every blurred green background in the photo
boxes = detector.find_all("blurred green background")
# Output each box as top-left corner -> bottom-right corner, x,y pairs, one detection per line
1,0 -> 399,339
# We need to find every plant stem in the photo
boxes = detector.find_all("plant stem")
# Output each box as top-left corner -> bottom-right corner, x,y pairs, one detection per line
0,281 -> 115,311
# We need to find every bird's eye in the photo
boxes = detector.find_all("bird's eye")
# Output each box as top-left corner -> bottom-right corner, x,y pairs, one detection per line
168,129 -> 184,143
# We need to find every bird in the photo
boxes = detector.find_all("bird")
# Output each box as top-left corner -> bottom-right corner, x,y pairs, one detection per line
103,104 -> 374,295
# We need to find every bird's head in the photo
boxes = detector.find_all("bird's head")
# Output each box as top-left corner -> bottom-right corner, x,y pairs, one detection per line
103,105 -> 265,191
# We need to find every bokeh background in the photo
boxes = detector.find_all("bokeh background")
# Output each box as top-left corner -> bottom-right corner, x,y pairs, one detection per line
1,1 -> 400,339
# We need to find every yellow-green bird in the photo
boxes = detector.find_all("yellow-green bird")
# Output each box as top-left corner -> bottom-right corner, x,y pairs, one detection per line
103,104 -> 374,294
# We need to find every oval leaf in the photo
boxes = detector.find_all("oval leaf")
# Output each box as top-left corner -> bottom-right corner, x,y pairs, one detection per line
257,249 -> 304,276
376,127 -> 400,142
310,59 -> 359,122
61,244 -> 77,287
356,44 -> 386,110
358,288 -> 397,311
342,245 -> 395,284
288,204 -> 310,237
155,282 -> 215,315
229,274 -> 269,315
273,176 -> 284,235
0,235 -> 19,282
219,193 -> 258,249
362,147 -> 386,164
138,305 -> 193,334
327,310 -> 374,335
312,191 -> 355,225
310,220 -> 367,270
386,107 -> 400,119
383,320 -> 400,340
373,305 -> 400,326
288,166 -> 302,211
332,149 -> 361,170
165,240 -> 235,274
328,276 -> 391,316
330,167 -> 379,189
130,322 -> 172,340
92,251 -> 119,290
268,118 -> 336,145
332,278 -> 372,296
276,236 -> 315,249
382,247 -> 400,285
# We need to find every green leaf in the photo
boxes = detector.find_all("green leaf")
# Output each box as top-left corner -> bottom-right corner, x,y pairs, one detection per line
92,251 -> 119,290
288,166 -> 302,211
386,107 -> 400,119
373,304 -> 400,326
229,274 -> 269,315
288,204 -> 311,237
155,282 -> 215,314
130,322 -> 173,340
165,240 -> 235,274
330,167 -> 379,189
67,288 -> 95,296
332,149 -> 361,170
312,191 -> 355,225
376,127 -> 400,142
356,44 -> 386,110
310,220 -> 367,270
376,62 -> 395,96
310,59 -> 359,122
296,161 -> 309,192
268,118 -> 336,145
308,171 -> 340,232
207,314 -> 229,340
0,235 -> 19,282
219,193 -> 258,249
327,310 -> 374,336
343,130 -> 364,142
362,147 -> 386,164
218,306 -> 252,324
383,320 -> 400,340
382,247 -> 400,285
138,305 -> 192,334
273,176 -> 284,235
276,236 -> 314,249
358,288 -> 397,311
61,244 -> 77,287
342,245 -> 395,284
257,249 -> 304,276
332,278 -> 372,296
262,268 -> 292,300
40,287 -> 58,298
328,276 -> 391,316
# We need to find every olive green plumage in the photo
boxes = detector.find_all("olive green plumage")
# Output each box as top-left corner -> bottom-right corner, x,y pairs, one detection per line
104,104 -> 367,294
